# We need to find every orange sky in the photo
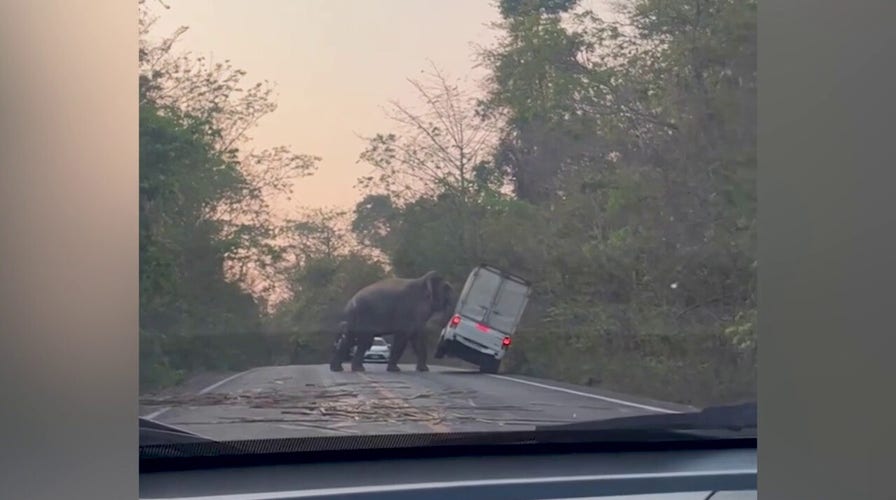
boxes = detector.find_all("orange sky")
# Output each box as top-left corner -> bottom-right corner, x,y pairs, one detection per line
147,0 -> 614,214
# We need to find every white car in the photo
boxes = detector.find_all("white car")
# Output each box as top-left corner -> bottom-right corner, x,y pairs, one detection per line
347,336 -> 391,363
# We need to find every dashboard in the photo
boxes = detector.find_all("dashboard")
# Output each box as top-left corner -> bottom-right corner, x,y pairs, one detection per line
139,446 -> 756,499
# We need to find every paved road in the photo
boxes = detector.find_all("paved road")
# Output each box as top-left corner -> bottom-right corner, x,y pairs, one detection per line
140,364 -> 694,442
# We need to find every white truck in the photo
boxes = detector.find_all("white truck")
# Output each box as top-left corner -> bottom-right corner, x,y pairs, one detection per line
433,264 -> 532,373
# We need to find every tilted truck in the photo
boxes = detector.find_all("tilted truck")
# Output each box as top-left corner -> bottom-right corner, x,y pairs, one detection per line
434,264 -> 532,373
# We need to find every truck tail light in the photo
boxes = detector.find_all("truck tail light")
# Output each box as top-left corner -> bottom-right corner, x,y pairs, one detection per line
502,336 -> 511,347
449,315 -> 461,328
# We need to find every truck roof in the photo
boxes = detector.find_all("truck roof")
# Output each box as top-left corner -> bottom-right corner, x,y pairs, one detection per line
473,263 -> 532,286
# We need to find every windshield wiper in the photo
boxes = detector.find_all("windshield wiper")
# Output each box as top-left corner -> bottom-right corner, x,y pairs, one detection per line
139,417 -> 218,446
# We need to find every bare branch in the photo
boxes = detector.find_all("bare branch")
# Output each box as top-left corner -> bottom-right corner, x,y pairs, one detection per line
358,67 -> 500,204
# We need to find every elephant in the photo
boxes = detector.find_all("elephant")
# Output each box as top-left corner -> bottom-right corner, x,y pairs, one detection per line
329,270 -> 455,373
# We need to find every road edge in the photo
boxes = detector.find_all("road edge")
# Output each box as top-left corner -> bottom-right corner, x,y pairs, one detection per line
486,372 -> 699,414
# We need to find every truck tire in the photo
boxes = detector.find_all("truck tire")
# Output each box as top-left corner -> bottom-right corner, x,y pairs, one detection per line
479,357 -> 500,374
434,339 -> 447,359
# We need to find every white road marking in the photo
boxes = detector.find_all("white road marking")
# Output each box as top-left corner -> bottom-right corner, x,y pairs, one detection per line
198,369 -> 259,395
488,374 -> 680,414
143,407 -> 171,420
139,469 -> 755,500
142,368 -> 259,421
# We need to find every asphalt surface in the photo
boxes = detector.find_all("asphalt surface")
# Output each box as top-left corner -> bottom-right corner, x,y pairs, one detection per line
139,363 -> 694,442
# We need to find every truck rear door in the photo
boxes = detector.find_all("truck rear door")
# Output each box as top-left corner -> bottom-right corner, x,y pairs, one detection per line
485,276 -> 530,335
453,265 -> 531,350
456,266 -> 504,324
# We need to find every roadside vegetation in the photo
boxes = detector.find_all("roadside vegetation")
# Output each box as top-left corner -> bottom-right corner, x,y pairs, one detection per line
139,0 -> 756,407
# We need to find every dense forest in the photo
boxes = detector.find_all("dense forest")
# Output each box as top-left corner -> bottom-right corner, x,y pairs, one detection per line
139,0 -> 756,407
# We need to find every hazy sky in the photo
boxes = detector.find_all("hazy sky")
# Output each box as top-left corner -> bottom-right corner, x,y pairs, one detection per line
147,0 -> 613,215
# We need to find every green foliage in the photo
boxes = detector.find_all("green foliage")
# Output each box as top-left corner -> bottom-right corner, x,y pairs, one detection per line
139,102 -> 266,391
271,252 -> 387,362
351,0 -> 756,405
139,1 -> 316,391
498,0 -> 580,19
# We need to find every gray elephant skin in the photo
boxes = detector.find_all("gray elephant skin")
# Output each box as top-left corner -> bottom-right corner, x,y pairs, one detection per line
329,271 -> 455,373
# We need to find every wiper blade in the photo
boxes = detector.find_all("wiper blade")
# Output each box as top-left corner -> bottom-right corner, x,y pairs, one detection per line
535,402 -> 757,433
139,417 -> 218,446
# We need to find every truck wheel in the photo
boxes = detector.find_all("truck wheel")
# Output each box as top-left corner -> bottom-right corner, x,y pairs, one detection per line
479,358 -> 500,374
434,339 -> 447,359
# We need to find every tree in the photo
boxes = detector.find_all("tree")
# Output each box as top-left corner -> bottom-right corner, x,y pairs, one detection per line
139,0 -> 319,300
139,0 -> 322,388
351,0 -> 757,405
478,0 -> 599,204
139,102 -> 264,387
357,64 -> 503,206
269,209 -> 388,363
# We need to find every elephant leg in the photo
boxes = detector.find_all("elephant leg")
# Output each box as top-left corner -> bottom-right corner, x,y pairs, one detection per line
329,332 -> 351,372
351,335 -> 373,372
412,331 -> 429,372
387,333 -> 410,372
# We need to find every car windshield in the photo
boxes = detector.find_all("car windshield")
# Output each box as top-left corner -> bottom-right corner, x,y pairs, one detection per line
138,0 -> 756,455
